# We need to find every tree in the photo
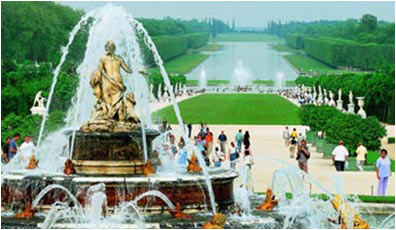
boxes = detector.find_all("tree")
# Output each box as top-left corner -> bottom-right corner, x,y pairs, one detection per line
360,14 -> 377,32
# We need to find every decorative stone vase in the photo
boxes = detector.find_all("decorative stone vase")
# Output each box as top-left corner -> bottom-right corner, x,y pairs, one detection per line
356,97 -> 367,118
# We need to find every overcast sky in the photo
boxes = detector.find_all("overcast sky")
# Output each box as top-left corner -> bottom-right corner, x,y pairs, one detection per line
59,1 -> 395,27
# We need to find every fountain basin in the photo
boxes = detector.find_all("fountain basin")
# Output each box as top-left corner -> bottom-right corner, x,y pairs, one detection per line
1,169 -> 238,213
71,130 -> 160,175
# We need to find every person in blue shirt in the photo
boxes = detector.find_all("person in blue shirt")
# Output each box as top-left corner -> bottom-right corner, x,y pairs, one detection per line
235,129 -> 243,153
376,149 -> 392,196
8,133 -> 20,161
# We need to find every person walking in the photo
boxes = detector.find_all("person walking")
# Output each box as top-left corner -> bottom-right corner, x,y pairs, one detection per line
332,140 -> 349,171
187,123 -> 192,139
228,142 -> 239,170
235,129 -> 243,153
243,131 -> 251,150
296,140 -> 310,173
289,138 -> 297,158
376,149 -> 392,196
355,142 -> 367,171
217,130 -> 227,153
205,128 -> 214,157
290,128 -> 298,140
282,127 -> 290,147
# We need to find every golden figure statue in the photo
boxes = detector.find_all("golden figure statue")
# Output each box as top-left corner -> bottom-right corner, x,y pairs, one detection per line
169,202 -> 193,219
329,194 -> 369,229
256,188 -> 278,211
81,40 -> 145,132
203,213 -> 226,229
187,154 -> 202,173
25,155 -> 39,170
143,160 -> 155,176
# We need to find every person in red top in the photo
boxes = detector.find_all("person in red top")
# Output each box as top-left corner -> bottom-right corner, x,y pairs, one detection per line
205,128 -> 214,160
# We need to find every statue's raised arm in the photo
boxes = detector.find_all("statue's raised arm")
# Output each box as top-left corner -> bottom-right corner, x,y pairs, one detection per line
119,56 -> 132,74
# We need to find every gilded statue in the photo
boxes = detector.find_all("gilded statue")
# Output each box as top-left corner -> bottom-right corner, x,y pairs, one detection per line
328,194 -> 369,229
256,188 -> 278,211
81,40 -> 146,132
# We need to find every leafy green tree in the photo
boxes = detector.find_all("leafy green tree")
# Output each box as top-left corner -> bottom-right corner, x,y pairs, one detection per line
360,14 -> 377,32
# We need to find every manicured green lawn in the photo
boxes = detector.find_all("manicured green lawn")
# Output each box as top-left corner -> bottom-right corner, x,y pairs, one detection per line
186,80 -> 230,86
252,80 -> 296,87
153,94 -> 301,125
211,33 -> 280,42
194,44 -> 223,52
151,53 -> 209,74
284,54 -> 344,74
255,192 -> 395,204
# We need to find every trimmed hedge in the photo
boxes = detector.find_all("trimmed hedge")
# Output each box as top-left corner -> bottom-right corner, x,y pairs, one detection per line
143,32 -> 209,66
303,37 -> 395,70
183,33 -> 210,49
285,33 -> 304,49
256,192 -> 395,204
295,68 -> 395,124
300,105 -> 386,151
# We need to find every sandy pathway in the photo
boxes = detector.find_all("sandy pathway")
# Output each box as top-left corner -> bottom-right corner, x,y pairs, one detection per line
169,124 -> 395,196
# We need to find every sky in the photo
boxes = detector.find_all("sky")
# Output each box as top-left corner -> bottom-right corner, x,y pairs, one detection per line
59,1 -> 395,28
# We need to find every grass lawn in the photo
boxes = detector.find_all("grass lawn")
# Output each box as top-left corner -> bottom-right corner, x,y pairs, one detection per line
345,151 -> 395,172
194,44 -> 223,52
252,80 -> 296,87
284,54 -> 346,74
150,53 -> 209,74
255,192 -> 395,204
186,80 -> 230,87
153,94 -> 301,125
211,33 -> 280,42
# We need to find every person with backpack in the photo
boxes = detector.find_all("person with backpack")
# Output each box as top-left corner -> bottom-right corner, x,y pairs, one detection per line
228,142 -> 239,170
296,140 -> 310,173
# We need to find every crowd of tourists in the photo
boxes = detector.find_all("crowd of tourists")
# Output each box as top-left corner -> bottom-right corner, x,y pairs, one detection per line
156,120 -> 254,190
2,133 -> 36,166
282,126 -> 392,196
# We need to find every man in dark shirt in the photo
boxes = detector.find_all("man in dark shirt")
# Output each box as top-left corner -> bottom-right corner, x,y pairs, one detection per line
187,123 -> 192,139
218,130 -> 228,153
8,133 -> 21,161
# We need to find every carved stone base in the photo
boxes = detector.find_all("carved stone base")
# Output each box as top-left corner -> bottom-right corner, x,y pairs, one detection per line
80,120 -> 140,132
72,160 -> 146,175
70,130 -> 160,175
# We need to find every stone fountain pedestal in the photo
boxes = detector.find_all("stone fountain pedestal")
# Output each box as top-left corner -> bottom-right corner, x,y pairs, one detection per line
71,129 -> 160,175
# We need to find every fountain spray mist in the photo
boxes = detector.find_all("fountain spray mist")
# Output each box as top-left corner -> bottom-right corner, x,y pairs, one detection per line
131,17 -> 217,214
28,4 -> 217,214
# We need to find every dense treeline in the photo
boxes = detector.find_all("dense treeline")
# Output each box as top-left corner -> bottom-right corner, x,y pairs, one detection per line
295,66 -> 395,124
300,105 -> 386,151
267,14 -> 394,44
1,1 -> 223,143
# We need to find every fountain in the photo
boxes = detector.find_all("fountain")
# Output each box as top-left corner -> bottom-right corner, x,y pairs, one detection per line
199,66 -> 207,89
1,4 -> 393,229
276,72 -> 285,89
231,60 -> 252,87
1,4 -> 238,226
